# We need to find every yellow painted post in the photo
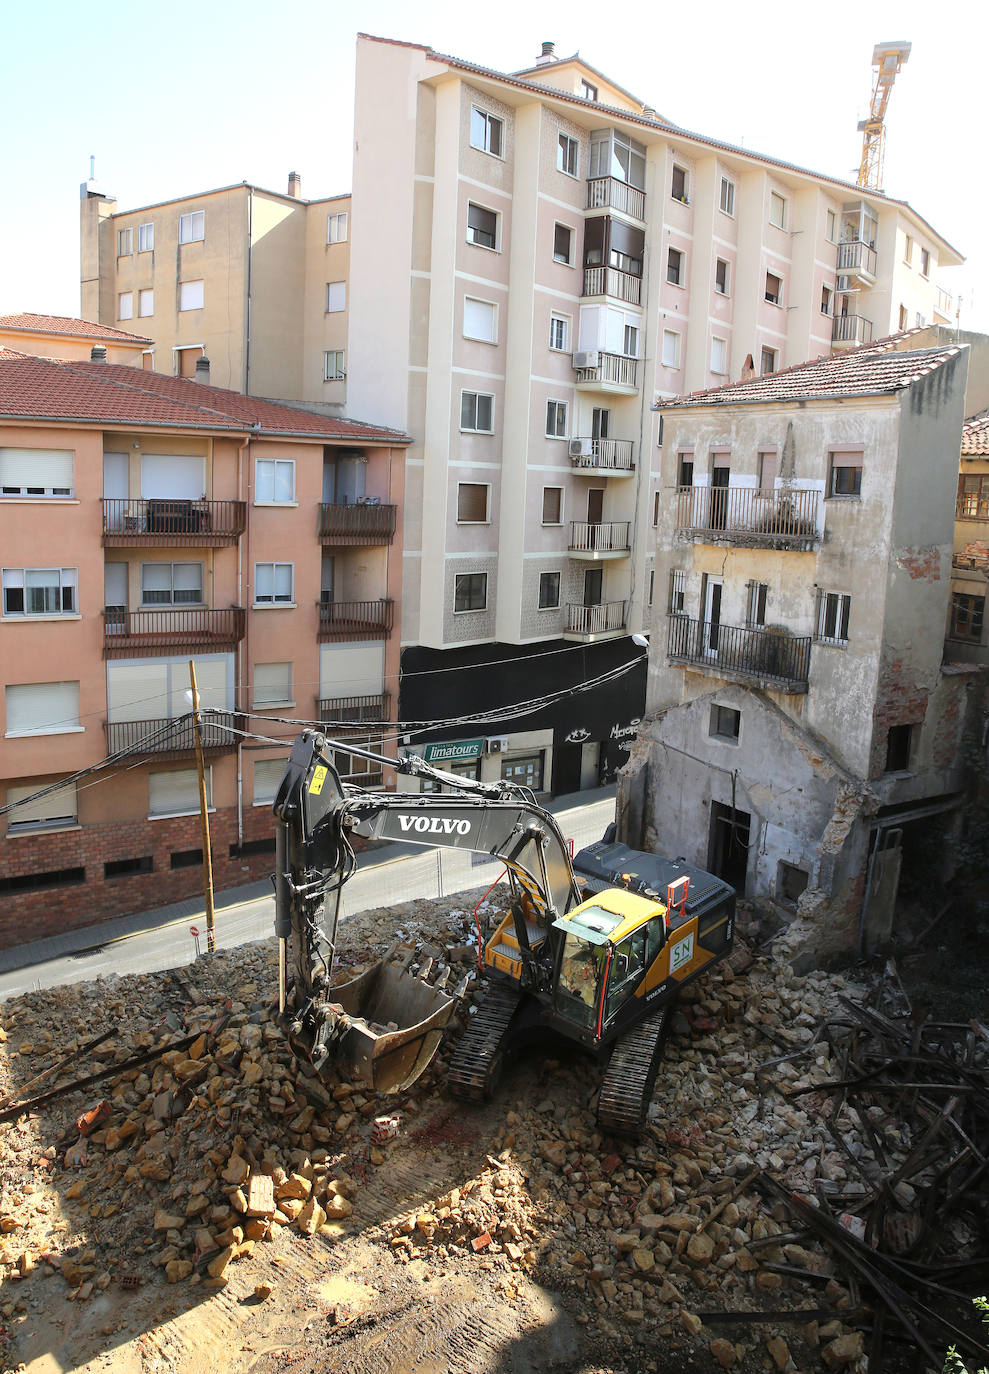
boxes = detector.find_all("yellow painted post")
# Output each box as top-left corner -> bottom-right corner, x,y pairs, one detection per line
189,659 -> 216,953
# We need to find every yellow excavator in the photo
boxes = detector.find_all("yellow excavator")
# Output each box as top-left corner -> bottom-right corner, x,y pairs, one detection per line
273,731 -> 734,1135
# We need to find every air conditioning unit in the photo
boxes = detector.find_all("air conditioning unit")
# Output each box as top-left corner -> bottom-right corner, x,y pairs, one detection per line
573,349 -> 600,370
568,438 -> 593,459
486,736 -> 509,754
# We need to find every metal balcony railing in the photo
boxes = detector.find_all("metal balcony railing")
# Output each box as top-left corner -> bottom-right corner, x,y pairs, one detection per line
836,239 -> 878,278
105,712 -> 238,757
570,438 -> 635,472
103,607 -> 246,658
568,521 -> 631,554
574,351 -> 639,389
832,314 -> 874,345
582,266 -> 642,305
318,692 -> 392,723
675,486 -> 820,550
585,176 -> 646,221
317,598 -> 394,642
102,499 -> 246,546
318,502 -> 397,545
667,617 -> 811,692
566,601 -> 628,637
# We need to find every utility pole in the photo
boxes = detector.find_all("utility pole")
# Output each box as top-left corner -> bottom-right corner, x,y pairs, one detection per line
188,659 -> 216,953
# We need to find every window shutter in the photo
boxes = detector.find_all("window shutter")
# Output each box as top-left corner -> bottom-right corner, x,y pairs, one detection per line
6,781 -> 77,827
149,768 -> 207,815
464,298 -> 495,342
5,681 -> 80,734
253,759 -> 286,805
254,663 -> 292,704
0,449 -> 74,491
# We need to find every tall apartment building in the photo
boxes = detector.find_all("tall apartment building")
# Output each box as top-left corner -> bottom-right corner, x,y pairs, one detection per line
616,343 -> 977,967
0,348 -> 407,947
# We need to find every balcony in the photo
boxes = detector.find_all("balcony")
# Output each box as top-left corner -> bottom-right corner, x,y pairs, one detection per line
582,266 -> 642,305
935,286 -> 955,323
318,692 -> 392,724
102,499 -> 246,547
832,314 -> 874,348
675,486 -> 821,551
568,521 -> 631,559
105,712 -> 239,758
569,438 -> 635,477
319,502 -> 397,546
668,617 -> 811,693
574,351 -> 639,394
317,598 -> 394,642
585,177 -> 645,222
103,607 -> 245,658
835,239 -> 878,284
564,600 -> 628,642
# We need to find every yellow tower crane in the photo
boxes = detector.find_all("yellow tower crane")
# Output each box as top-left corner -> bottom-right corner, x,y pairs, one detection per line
857,41 -> 911,191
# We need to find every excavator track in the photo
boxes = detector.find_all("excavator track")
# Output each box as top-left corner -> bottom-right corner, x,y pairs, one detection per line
447,985 -> 521,1102
596,1007 -> 670,1136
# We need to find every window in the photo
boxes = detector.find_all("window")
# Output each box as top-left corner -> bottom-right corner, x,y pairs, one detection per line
769,192 -> 786,229
327,211 -> 348,244
118,292 -> 134,321
5,780 -> 77,832
467,203 -> 498,250
710,337 -> 728,374
138,222 -> 154,253
149,767 -> 210,818
828,450 -> 863,498
253,662 -> 293,707
138,289 -> 154,317
958,474 -> 989,518
104,855 -> 153,879
326,281 -> 346,312
715,259 -> 730,295
778,862 -> 809,905
553,223 -> 574,265
648,569 -> 655,606
179,279 -> 204,311
117,227 -> 133,256
662,330 -> 681,368
0,447 -> 74,497
470,106 -> 503,157
253,758 -> 287,805
746,581 -> 768,627
885,725 -> 912,774
669,569 -> 686,615
558,133 -> 579,177
3,567 -> 77,616
678,454 -> 694,486
542,487 -> 563,524
454,572 -> 487,613
652,491 -> 661,526
464,297 -> 496,343
538,571 -> 561,610
545,401 -> 568,438
324,350 -> 346,381
580,80 -> 598,101
720,177 -> 735,216
589,130 -> 645,189
549,314 -> 570,351
915,312 -> 927,328
760,347 -> 777,375
826,209 -> 837,242
710,705 -> 740,742
950,593 -> 985,642
255,457 -> 295,504
765,272 -> 782,305
5,681 -> 80,737
254,562 -> 294,605
179,210 -> 205,244
821,284 -> 833,316
457,483 -> 489,523
460,391 -> 494,433
141,563 -> 203,606
623,323 -> 639,358
816,591 -> 851,645
904,234 -> 913,264
667,247 -> 684,286
898,304 -> 909,331
671,165 -> 688,202
920,248 -> 931,277
757,451 -> 775,489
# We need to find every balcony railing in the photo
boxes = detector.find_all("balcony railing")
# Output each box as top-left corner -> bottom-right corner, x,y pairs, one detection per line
585,176 -> 645,221
103,607 -> 246,658
102,499 -> 246,546
574,351 -> 639,390
566,600 -> 628,638
318,692 -> 392,724
105,712 -> 239,757
836,239 -> 878,279
675,486 -> 821,551
582,266 -> 642,305
832,314 -> 874,346
570,438 -> 635,473
569,521 -> 631,555
668,617 -> 811,693
318,502 -> 397,546
317,598 -> 394,642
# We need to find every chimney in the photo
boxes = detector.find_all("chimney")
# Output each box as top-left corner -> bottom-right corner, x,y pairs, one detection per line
195,356 -> 211,384
90,344 -> 107,363
741,353 -> 755,381
287,171 -> 302,199
537,40 -> 556,65
642,105 -> 657,119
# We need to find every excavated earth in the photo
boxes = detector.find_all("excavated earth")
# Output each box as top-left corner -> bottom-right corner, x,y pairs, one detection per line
0,890 -> 895,1374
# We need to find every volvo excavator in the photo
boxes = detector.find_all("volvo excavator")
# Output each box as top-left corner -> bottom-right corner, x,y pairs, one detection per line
273,730 -> 735,1135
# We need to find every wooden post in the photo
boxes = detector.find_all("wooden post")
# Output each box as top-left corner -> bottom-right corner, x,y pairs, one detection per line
188,659 -> 216,953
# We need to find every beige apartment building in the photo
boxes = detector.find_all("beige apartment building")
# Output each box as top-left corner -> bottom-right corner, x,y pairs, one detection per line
0,348 -> 407,947
0,312 -> 151,364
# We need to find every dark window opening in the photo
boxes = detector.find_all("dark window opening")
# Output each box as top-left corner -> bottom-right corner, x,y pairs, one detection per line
709,705 -> 740,741
885,725 -> 912,773
170,848 -> 204,870
0,866 -> 86,895
104,856 -> 154,880
778,862 -> 809,905
229,837 -> 277,859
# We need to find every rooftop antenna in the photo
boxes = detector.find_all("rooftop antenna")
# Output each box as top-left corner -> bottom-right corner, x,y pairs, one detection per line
89,155 -> 95,180
856,42 -> 911,191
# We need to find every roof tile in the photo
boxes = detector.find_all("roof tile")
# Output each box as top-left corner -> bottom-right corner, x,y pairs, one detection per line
0,313 -> 153,345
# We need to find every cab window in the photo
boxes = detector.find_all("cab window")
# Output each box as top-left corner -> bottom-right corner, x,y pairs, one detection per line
606,928 -> 647,1022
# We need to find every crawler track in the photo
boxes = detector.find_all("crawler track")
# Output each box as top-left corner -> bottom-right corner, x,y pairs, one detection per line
596,1007 -> 669,1136
446,985 -> 520,1101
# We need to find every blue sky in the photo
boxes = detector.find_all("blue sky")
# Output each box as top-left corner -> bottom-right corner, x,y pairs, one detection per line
2,0 -> 986,330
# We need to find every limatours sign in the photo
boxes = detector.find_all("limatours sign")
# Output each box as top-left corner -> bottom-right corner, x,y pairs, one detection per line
422,739 -> 484,764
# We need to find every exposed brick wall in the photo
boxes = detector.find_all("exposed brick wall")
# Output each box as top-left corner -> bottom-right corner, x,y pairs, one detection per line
895,546 -> 943,581
869,655 -> 930,779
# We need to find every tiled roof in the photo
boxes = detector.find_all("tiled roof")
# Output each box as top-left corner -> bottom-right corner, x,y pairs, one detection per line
962,411 -> 989,456
659,345 -> 963,410
0,313 -> 153,345
0,351 -> 410,442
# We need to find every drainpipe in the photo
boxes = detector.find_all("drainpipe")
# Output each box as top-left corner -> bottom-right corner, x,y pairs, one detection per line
236,432 -> 251,850
245,189 -> 253,395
